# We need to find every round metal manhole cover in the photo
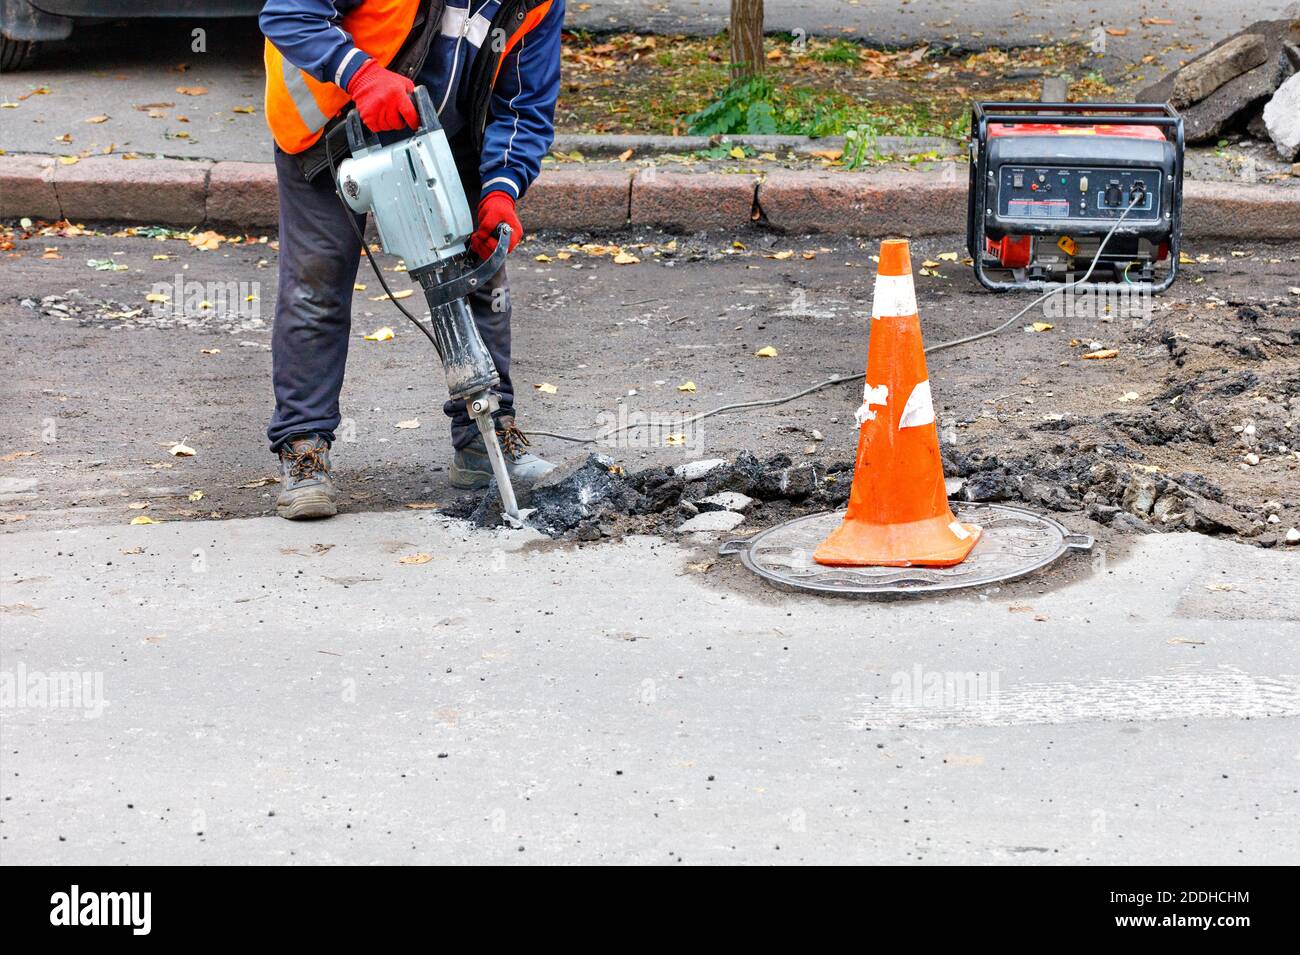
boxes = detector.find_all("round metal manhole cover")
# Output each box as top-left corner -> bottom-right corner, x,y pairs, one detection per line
719,503 -> 1093,597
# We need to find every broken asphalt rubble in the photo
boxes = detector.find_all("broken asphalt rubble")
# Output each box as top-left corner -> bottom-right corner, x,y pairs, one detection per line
1140,16 -> 1300,159
444,284 -> 1300,549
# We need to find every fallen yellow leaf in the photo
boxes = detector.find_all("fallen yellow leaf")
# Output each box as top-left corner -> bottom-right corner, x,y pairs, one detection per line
1031,322 -> 1053,332
84,114 -> 109,124
677,381 -> 696,392
613,251 -> 640,265
188,490 -> 204,502
1083,348 -> 1119,360
167,442 -> 195,457
188,230 -> 224,251
398,553 -> 433,565
363,326 -> 394,342
370,289 -> 413,301
755,346 -> 778,358
176,86 -> 209,96
394,419 -> 420,429
130,516 -> 160,525
535,382 -> 558,394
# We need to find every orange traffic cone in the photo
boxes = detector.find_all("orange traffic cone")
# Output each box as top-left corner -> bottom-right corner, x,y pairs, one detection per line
814,239 -> 981,567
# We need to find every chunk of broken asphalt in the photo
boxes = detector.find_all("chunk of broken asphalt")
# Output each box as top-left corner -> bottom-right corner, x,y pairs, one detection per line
693,491 -> 754,513
677,510 -> 746,533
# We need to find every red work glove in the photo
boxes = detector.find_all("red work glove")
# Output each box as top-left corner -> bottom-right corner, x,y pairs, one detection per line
470,190 -> 522,260
346,58 -> 417,132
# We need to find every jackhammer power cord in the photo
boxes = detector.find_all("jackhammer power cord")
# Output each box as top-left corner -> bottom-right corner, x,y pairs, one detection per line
328,129 -> 1137,447
530,194 -> 1142,444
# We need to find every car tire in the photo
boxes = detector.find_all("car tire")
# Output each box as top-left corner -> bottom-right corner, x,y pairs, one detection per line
0,36 -> 38,72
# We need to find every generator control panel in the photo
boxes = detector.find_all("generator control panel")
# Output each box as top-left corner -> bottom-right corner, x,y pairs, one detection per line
997,166 -> 1162,222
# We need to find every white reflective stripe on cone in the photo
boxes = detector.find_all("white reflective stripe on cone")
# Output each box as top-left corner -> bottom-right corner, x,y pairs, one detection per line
871,272 -> 917,319
898,380 -> 936,429
855,383 -> 889,426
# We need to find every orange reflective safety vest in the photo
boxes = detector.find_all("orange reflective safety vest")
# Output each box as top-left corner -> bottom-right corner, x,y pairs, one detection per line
263,0 -> 420,155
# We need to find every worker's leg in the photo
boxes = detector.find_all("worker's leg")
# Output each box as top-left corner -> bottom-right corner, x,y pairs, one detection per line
266,147 -> 366,450
443,264 -> 513,449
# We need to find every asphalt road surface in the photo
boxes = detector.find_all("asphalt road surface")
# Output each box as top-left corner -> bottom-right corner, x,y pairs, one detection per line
2,226 -> 1298,864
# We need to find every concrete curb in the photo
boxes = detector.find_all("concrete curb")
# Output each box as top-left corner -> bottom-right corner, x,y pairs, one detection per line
2,152 -> 1298,240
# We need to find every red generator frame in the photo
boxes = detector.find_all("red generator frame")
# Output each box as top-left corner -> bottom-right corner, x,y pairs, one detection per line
966,101 -> 1184,293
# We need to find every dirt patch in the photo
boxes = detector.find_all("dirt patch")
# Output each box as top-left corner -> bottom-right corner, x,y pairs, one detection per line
2,229 -> 1296,547
450,299 -> 1300,548
559,32 -> 1098,137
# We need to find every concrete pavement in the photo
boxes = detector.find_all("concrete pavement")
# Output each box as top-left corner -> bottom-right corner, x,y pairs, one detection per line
572,1 -> 1292,51
4,153 -> 1298,238
2,219 -> 1298,864
1,511 -> 1297,864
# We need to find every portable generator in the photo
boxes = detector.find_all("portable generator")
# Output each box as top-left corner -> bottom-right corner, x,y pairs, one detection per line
966,102 -> 1184,292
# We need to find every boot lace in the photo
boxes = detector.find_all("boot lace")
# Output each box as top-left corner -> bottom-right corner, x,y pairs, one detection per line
284,444 -> 328,481
496,422 -> 531,461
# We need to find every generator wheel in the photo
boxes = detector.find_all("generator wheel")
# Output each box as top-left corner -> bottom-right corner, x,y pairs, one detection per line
0,36 -> 38,72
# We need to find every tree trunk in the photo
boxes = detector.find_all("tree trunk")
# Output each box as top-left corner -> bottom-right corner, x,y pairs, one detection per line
729,0 -> 765,80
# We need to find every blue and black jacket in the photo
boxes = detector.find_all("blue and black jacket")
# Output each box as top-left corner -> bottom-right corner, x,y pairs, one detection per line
260,0 -> 563,200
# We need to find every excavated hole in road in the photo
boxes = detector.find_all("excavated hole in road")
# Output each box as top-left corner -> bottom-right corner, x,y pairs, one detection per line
447,302 -> 1300,547
443,430 -> 1293,548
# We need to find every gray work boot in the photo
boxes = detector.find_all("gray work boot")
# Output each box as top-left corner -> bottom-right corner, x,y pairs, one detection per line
450,415 -> 555,490
276,434 -> 338,520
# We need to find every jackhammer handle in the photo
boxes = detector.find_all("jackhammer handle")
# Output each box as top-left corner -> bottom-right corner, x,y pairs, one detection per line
345,85 -> 439,153
409,85 -> 442,134
343,107 -> 380,155
417,224 -> 510,308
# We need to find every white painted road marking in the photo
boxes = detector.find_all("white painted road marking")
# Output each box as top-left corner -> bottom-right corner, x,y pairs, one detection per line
860,667 -> 1300,729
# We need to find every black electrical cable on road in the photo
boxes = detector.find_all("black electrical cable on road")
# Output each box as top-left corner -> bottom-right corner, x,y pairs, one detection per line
529,193 -> 1144,445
